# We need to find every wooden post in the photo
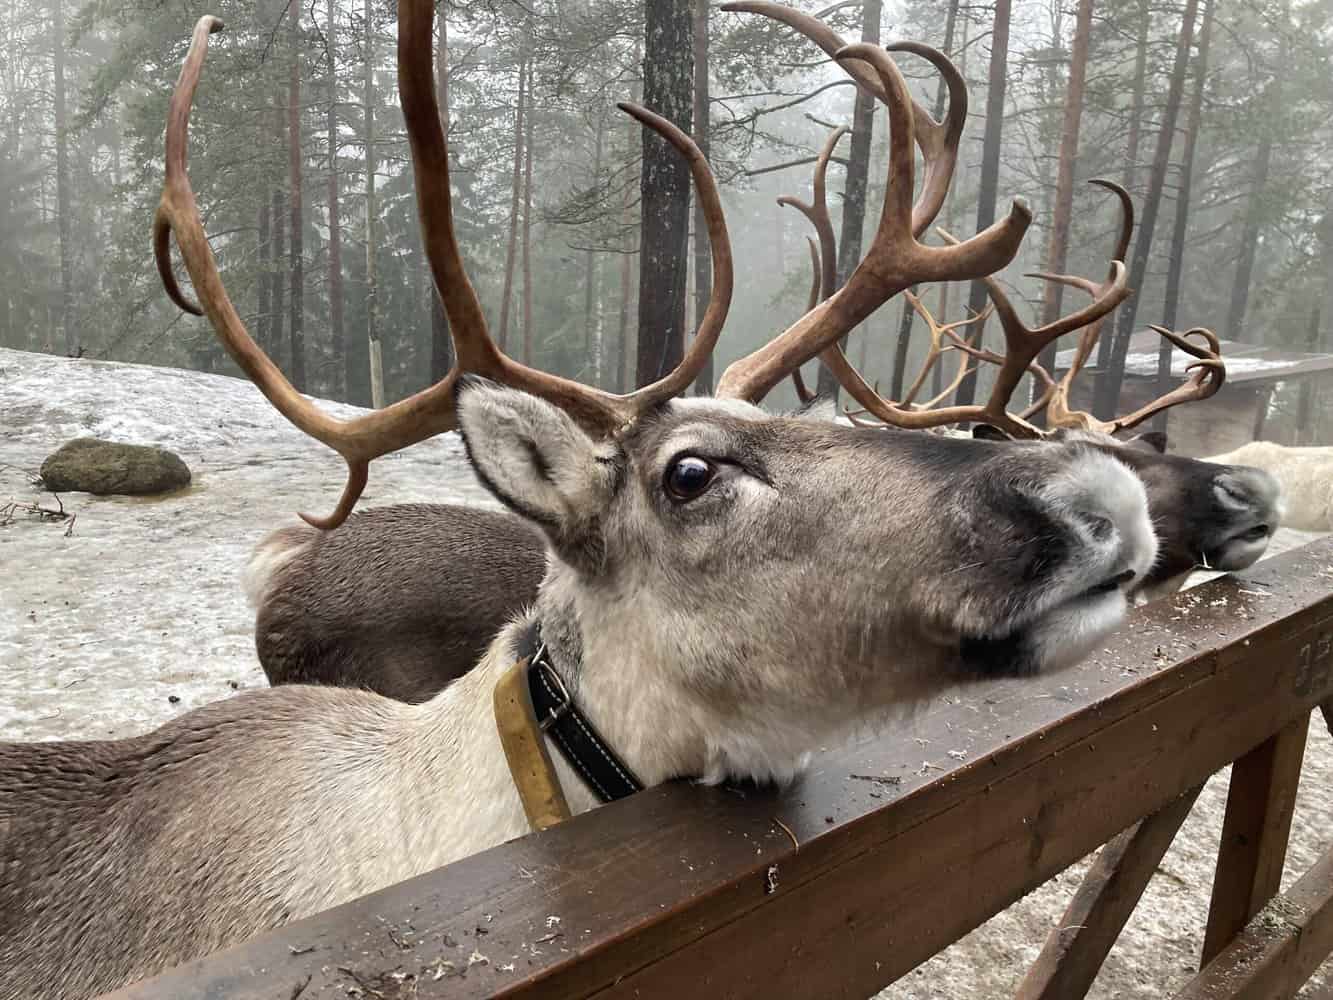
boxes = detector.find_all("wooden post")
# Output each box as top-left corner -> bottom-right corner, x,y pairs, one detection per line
1201,715 -> 1310,965
1174,844 -> 1333,999
1016,786 -> 1203,1000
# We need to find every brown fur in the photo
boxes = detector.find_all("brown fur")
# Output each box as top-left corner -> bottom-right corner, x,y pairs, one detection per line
254,504 -> 545,702
0,686 -> 396,1000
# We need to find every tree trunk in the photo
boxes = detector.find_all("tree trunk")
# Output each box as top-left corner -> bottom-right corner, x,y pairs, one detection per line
271,161 -> 286,372
1033,0 -> 1094,399
1093,0 -> 1199,418
430,10 -> 453,382
618,234 -> 633,393
953,0 -> 1012,408
1318,192 -> 1333,354
584,113 -> 605,386
815,0 -> 882,401
288,5 -> 306,391
636,0 -> 693,388
890,0 -> 956,401
51,0 -> 74,354
1154,0 -> 1213,430
364,0 -> 383,407
617,40 -> 642,396
691,0 -> 712,395
1094,0 -> 1151,381
1296,308 -> 1318,443
521,55 -> 536,366
1224,88 -> 1275,344
1123,0 -> 1150,190
498,55 -> 526,350
257,201 -> 272,354
326,0 -> 346,399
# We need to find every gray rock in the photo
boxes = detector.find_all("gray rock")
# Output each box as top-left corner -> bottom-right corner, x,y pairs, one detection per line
40,438 -> 191,496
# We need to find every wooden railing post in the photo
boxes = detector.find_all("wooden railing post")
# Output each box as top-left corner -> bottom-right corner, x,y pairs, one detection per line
1200,714 -> 1311,966
1015,785 -> 1203,1000
1173,844 -> 1333,999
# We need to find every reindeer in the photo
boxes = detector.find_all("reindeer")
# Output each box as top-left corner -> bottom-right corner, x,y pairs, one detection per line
246,505 -> 545,701
1205,441 -> 1328,532
2,11 -> 1162,997
834,176 -> 1280,600
248,15 -> 1276,706
726,1 -> 1281,592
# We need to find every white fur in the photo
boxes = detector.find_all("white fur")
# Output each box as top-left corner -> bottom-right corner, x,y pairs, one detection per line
241,529 -> 310,608
1207,441 -> 1326,531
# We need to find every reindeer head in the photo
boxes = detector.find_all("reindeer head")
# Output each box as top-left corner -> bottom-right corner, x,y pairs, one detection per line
457,381 -> 1155,784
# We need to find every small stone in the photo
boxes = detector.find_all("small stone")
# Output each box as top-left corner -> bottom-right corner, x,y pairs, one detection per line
40,438 -> 191,496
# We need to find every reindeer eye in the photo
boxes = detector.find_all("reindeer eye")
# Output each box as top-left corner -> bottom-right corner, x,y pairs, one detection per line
664,456 -> 715,502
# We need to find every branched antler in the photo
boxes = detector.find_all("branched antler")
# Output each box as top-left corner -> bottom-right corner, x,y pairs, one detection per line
779,126 -> 847,405
715,33 -> 1031,402
830,181 -> 1133,437
778,126 -> 846,304
898,291 -> 991,407
1023,181 -> 1226,434
154,9 -> 733,529
791,236 -> 822,405
1070,326 -> 1225,434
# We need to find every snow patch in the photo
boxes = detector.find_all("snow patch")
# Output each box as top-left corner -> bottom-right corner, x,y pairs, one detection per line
1,348 -> 494,741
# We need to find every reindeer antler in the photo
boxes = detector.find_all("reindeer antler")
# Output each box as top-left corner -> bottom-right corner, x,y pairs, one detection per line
715,36 -> 1031,402
1060,325 -> 1226,435
1038,179 -> 1135,429
778,126 -> 846,303
790,236 -> 822,405
723,3 -> 966,237
821,178 -> 1131,438
1022,182 -> 1226,435
897,291 -> 991,408
154,8 -> 733,529
779,126 -> 847,405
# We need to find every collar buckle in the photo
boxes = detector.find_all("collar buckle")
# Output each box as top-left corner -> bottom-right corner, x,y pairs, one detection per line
532,647 -> 572,732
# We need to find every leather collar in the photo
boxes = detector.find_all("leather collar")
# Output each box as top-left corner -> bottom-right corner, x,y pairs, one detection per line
516,621 -> 643,804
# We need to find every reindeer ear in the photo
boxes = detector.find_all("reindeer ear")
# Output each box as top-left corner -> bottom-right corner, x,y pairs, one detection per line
455,379 -> 621,565
1125,431 -> 1168,454
972,423 -> 1011,442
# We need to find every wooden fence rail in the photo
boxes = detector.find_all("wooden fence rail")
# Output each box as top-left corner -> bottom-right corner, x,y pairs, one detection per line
104,538 -> 1333,999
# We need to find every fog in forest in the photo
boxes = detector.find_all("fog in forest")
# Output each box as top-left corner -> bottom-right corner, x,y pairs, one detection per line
2,0 -> 1330,445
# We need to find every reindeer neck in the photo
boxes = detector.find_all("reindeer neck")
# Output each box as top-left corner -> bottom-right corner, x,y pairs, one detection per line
532,571 -> 824,791
403,614 -> 602,862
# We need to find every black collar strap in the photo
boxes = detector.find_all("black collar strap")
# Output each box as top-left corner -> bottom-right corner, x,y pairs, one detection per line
517,622 -> 643,804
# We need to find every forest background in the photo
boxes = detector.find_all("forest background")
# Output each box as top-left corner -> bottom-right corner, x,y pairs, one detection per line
2,0 -> 1330,428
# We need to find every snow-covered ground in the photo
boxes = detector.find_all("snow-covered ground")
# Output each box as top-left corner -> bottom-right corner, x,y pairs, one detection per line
1,347 -> 496,741
2,346 -> 1330,998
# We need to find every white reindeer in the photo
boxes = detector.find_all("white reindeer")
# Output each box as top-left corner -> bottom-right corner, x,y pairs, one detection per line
1207,440 -> 1328,532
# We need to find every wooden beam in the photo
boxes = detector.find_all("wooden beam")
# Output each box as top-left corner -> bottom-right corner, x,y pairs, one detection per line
1201,715 -> 1310,965
1174,845 -> 1333,999
1015,785 -> 1204,1000
102,541 -> 1333,1000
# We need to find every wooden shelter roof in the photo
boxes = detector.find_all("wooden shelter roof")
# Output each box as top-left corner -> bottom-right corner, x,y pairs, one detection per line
1055,331 -> 1333,385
